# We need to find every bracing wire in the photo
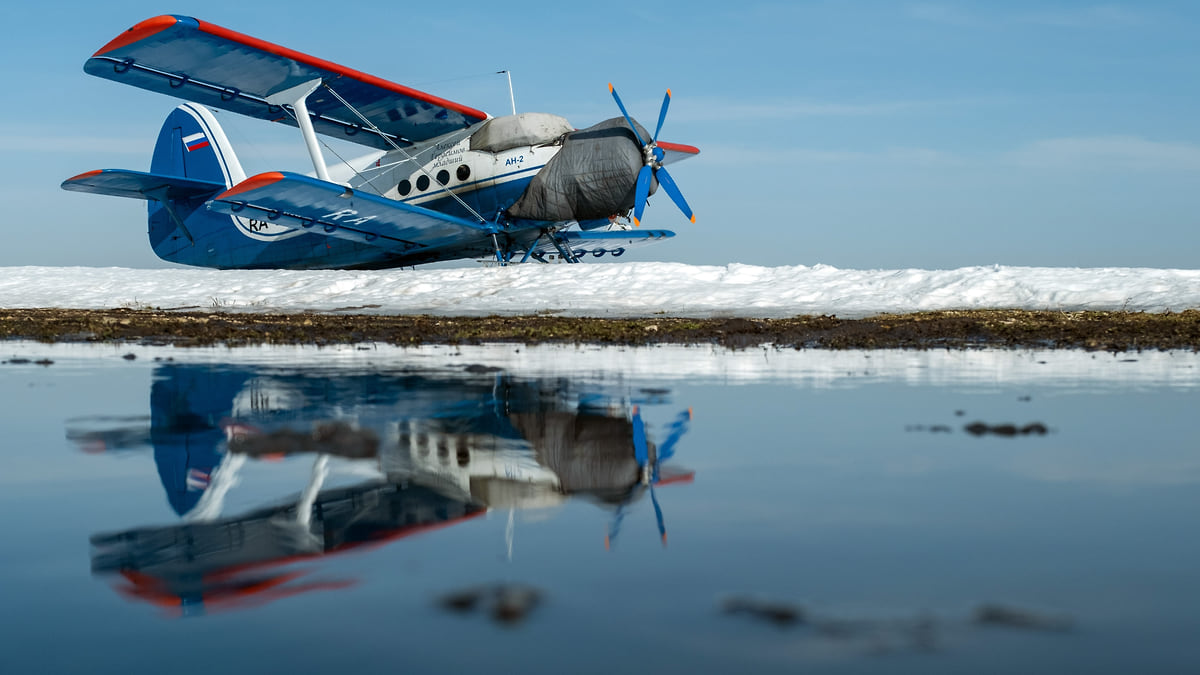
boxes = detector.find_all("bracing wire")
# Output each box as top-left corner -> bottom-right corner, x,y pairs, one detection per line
319,83 -> 490,225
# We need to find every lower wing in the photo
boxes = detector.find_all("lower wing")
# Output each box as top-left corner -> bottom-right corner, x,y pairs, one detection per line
207,172 -> 493,254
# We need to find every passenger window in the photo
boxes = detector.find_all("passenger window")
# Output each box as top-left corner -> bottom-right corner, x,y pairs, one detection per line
416,175 -> 430,191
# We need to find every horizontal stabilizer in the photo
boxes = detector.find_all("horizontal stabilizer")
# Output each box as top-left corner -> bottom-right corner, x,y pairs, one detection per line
207,172 -> 490,252
85,15 -> 488,150
61,169 -> 225,201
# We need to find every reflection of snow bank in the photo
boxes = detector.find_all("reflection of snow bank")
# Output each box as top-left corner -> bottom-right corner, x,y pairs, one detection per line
6,341 -> 1199,391
2,263 -> 1198,317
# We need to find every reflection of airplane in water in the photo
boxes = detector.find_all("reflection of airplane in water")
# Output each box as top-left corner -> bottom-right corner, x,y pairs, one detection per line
69,363 -> 690,616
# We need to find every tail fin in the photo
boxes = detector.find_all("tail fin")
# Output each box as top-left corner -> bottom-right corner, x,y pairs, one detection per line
61,104 -> 253,265
150,103 -> 246,187
144,104 -> 243,264
63,103 -> 308,267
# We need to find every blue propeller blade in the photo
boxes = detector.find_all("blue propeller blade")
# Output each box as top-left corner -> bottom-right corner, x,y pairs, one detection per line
656,408 -> 692,464
650,484 -> 667,545
633,164 -> 653,226
653,89 -> 671,142
632,406 -> 648,468
608,83 -> 646,147
653,166 -> 695,224
606,502 -> 628,550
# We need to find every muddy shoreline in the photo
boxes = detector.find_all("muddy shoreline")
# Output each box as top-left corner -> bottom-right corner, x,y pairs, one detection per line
3,308 -> 1199,351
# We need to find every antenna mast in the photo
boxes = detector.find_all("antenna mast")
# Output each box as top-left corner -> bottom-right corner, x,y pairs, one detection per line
498,70 -> 516,115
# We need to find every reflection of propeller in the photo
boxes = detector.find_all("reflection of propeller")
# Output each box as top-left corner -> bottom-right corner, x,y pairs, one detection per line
608,84 -> 696,227
606,406 -> 693,549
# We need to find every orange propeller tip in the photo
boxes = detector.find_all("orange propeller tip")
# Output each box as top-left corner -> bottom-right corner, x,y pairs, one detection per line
667,88 -> 672,97
608,82 -> 614,92
689,215 -> 696,224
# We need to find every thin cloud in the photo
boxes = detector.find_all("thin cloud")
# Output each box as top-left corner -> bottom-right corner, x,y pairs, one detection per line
670,97 -> 988,124
1,134 -> 150,155
906,3 -> 983,27
1006,136 -> 1200,171
1016,5 -> 1151,29
906,3 -> 1152,29
702,143 -> 962,168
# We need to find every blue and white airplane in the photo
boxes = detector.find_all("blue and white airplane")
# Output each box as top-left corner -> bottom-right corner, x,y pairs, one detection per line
62,15 -> 699,269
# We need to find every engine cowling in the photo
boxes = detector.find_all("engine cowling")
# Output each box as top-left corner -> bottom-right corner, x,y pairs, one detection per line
506,117 -> 655,222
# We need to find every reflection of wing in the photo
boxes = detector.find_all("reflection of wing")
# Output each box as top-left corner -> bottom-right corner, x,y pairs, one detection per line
85,15 -> 488,150
92,481 -> 485,617
209,172 -> 492,255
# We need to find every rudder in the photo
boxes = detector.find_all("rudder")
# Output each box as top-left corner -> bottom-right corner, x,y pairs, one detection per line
149,104 -> 302,266
151,103 -> 246,187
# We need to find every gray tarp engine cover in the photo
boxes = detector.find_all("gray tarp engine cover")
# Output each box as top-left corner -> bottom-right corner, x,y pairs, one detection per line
506,117 -> 656,222
469,113 -> 573,153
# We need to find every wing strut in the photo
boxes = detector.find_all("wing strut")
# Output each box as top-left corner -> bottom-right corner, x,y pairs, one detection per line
318,83 -> 490,225
142,186 -> 195,245
266,80 -> 330,182
549,233 -> 580,263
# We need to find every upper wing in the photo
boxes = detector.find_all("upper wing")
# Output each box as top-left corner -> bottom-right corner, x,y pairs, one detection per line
207,172 -> 492,253
85,15 -> 488,150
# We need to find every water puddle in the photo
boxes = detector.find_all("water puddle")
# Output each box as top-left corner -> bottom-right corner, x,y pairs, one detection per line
2,343 -> 1198,672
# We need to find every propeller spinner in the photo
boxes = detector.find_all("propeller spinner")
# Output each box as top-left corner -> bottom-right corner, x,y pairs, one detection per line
608,84 -> 696,227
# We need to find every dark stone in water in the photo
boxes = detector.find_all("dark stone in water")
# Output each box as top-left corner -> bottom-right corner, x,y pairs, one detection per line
974,604 -> 1074,632
438,583 -> 543,626
965,421 -> 1048,437
720,595 -> 806,626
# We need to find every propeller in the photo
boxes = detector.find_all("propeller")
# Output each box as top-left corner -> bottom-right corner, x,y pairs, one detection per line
605,406 -> 694,549
608,84 -> 696,227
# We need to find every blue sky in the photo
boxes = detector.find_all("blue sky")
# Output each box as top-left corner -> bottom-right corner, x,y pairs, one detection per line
4,0 -> 1199,269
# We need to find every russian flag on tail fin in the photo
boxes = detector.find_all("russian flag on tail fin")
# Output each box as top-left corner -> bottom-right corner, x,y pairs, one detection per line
183,132 -> 211,153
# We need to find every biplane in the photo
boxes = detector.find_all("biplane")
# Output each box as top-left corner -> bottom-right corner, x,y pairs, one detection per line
61,15 -> 699,269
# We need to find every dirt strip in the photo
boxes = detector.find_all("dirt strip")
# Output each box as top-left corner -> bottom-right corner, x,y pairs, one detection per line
2,308 -> 1199,351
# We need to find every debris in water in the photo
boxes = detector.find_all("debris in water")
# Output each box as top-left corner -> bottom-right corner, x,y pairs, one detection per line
964,422 -> 1048,437
973,604 -> 1074,632
438,583 -> 543,625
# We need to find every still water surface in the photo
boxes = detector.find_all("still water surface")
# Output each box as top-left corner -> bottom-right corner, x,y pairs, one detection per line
2,343 -> 1198,673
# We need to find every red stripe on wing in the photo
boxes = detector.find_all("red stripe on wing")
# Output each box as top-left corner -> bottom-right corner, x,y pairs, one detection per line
218,172 -> 285,199
93,15 -> 180,56
194,19 -> 488,122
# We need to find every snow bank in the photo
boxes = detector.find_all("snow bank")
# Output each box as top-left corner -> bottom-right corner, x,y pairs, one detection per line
1,263 -> 1197,317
